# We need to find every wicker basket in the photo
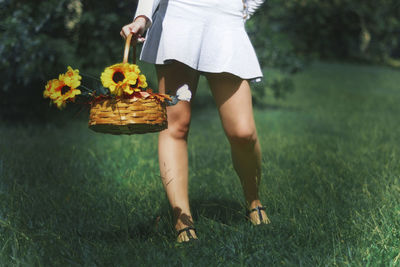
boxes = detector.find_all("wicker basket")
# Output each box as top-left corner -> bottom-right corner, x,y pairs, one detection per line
88,34 -> 168,135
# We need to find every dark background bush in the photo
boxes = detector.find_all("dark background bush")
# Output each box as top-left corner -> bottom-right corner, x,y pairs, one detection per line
1,0 -> 399,119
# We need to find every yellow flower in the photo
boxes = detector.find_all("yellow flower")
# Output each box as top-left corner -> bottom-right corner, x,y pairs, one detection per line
59,66 -> 81,89
43,79 -> 62,99
43,66 -> 82,109
53,81 -> 81,109
100,63 -> 146,96
59,81 -> 81,99
130,74 -> 148,92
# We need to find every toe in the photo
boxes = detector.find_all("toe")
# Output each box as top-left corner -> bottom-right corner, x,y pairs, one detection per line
176,229 -> 198,243
249,209 -> 270,225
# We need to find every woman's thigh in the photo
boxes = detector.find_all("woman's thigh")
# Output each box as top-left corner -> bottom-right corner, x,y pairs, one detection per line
156,61 -> 200,136
205,72 -> 257,140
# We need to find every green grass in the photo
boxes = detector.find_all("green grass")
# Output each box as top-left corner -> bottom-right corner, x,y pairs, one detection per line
1,62 -> 400,266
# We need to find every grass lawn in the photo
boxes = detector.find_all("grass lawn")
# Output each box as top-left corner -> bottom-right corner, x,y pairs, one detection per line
1,62 -> 399,266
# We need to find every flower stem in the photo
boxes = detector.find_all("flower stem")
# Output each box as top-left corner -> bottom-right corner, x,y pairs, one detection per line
80,85 -> 93,92
81,73 -> 101,81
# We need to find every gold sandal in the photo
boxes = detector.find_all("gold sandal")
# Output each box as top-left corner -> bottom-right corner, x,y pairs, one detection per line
246,206 -> 270,225
176,226 -> 198,242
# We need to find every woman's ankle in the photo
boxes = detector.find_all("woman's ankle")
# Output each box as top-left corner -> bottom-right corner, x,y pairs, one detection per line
173,207 -> 195,230
246,199 -> 263,210
174,216 -> 195,230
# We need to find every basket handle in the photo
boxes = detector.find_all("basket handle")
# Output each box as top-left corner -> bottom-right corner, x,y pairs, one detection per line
123,33 -> 138,64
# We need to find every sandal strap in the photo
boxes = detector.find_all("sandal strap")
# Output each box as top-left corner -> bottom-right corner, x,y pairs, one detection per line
176,226 -> 196,240
248,206 -> 266,222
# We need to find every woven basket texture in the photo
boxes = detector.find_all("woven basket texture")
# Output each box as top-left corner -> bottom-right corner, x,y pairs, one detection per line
88,97 -> 167,135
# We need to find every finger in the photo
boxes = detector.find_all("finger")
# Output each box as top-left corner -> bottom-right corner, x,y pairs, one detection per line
137,37 -> 146,43
121,26 -> 130,38
123,27 -> 132,38
131,24 -> 145,36
130,24 -> 140,35
120,30 -> 125,39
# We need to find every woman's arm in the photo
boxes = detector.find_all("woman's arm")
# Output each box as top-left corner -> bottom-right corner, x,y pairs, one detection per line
134,0 -> 156,25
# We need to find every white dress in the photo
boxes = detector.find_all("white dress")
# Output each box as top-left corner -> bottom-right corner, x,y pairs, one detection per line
136,0 -> 264,81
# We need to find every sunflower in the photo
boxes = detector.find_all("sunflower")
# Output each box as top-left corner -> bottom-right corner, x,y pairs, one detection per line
58,76 -> 81,99
100,63 -> 145,96
43,67 -> 82,109
44,79 -> 67,109
51,80 -> 81,109
59,66 -> 82,86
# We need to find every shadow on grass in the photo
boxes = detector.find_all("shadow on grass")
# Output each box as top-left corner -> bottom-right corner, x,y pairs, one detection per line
190,198 -> 245,224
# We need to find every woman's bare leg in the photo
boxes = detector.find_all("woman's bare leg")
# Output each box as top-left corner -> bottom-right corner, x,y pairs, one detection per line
156,61 -> 200,242
205,72 -> 270,224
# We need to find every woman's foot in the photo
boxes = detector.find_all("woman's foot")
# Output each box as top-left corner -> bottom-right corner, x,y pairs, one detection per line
176,226 -> 198,243
247,201 -> 270,225
174,212 -> 198,243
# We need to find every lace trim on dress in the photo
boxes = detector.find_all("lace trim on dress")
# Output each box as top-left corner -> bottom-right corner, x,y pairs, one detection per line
242,0 -> 265,20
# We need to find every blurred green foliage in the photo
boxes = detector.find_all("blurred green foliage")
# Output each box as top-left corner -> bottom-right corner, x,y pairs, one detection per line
0,0 -> 135,118
247,0 -> 400,104
1,0 -> 399,117
250,0 -> 400,61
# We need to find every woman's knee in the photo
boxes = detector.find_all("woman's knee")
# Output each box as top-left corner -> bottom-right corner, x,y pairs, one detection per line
168,121 -> 191,139
166,107 -> 192,139
226,126 -> 258,147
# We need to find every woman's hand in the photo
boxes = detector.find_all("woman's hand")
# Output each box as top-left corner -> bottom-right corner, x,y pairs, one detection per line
120,16 -> 149,42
